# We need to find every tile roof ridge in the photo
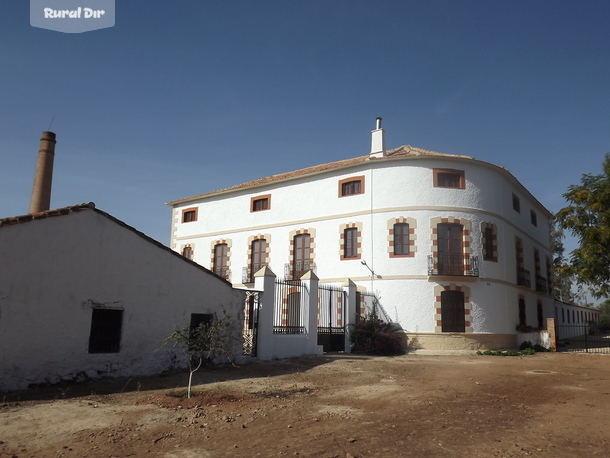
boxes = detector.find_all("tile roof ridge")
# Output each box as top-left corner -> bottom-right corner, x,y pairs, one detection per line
0,202 -> 96,227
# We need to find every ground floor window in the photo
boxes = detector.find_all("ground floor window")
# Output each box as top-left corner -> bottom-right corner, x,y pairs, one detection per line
441,290 -> 465,332
88,308 -> 123,353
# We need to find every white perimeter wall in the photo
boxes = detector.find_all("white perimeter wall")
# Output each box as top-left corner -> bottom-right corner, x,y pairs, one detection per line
0,210 -> 244,392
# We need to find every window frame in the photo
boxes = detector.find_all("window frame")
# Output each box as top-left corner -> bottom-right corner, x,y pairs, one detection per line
181,207 -> 198,223
530,209 -> 537,227
433,169 -> 465,190
250,194 -> 271,212
88,308 -> 123,354
213,243 -> 228,276
393,223 -> 410,256
512,194 -> 521,213
338,176 -> 365,197
343,227 -> 359,259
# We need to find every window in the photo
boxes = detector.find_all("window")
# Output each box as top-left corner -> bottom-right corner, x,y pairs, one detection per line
338,176 -> 365,197
189,313 -> 213,348
433,169 -> 465,189
518,298 -> 526,327
88,309 -> 123,353
251,194 -> 271,212
393,223 -> 410,256
441,290 -> 465,332
537,302 -> 543,329
344,227 -> 358,258
481,223 -> 497,262
182,245 -> 193,260
182,207 -> 198,223
530,209 -> 537,227
512,194 -> 520,213
213,243 -> 227,277
293,234 -> 311,278
437,223 -> 464,275
250,239 -> 266,280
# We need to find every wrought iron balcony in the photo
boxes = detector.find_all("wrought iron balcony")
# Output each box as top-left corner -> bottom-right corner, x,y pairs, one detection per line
427,254 -> 479,277
535,275 -> 548,293
517,267 -> 531,288
284,261 -> 317,281
242,263 -> 266,284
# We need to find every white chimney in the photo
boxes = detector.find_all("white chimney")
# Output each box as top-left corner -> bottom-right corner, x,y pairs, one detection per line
370,117 -> 386,158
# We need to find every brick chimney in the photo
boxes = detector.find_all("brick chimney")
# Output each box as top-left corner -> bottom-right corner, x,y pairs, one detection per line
29,131 -> 56,214
370,117 -> 386,158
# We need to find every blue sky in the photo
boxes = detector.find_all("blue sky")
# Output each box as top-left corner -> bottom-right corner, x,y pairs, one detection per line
1,1 -> 609,246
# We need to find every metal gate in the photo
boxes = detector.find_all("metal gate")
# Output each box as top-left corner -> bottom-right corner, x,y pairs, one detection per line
556,324 -> 610,354
317,285 -> 346,352
243,291 -> 260,356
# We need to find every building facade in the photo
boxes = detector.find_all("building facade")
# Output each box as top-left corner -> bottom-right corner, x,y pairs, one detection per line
167,121 -> 554,350
0,203 -> 244,392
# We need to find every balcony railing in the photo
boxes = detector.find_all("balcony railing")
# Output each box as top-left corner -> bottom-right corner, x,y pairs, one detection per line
517,267 -> 531,288
213,266 -> 230,281
284,261 -> 317,281
242,263 -> 266,284
535,275 -> 548,293
427,254 -> 479,277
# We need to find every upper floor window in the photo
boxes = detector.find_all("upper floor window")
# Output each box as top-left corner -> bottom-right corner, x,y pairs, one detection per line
433,169 -> 465,189
251,194 -> 271,212
481,222 -> 498,262
182,245 -> 193,260
344,228 -> 358,258
182,207 -> 198,223
213,243 -> 228,276
393,223 -> 410,256
530,209 -> 537,227
512,194 -> 520,213
338,176 -> 365,197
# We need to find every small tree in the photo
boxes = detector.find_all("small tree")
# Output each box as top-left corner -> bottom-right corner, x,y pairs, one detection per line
162,308 -> 236,398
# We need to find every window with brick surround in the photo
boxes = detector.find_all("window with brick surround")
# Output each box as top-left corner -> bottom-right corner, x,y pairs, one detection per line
537,302 -> 543,329
182,245 -> 193,260
213,243 -> 228,277
344,228 -> 358,258
251,194 -> 271,212
512,194 -> 520,213
88,308 -> 123,354
182,207 -> 198,223
393,223 -> 410,256
250,239 -> 266,279
338,176 -> 365,197
481,222 -> 498,262
433,169 -> 465,189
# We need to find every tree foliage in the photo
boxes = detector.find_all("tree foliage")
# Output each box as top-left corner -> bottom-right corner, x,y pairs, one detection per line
162,308 -> 236,398
555,153 -> 610,299
550,221 -> 576,302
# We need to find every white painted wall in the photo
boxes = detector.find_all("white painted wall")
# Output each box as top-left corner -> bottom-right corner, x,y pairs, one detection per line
0,209 -> 244,392
169,154 -> 553,344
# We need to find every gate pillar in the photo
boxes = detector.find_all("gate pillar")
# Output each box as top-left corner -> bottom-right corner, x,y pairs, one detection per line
254,266 -> 276,359
301,270 -> 323,355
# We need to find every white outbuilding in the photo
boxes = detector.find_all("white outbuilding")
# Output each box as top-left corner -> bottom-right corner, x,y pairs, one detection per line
167,119 -> 554,350
0,203 -> 244,392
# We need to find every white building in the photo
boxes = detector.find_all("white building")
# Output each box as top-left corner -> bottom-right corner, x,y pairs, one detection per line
0,203 -> 244,392
167,119 -> 554,350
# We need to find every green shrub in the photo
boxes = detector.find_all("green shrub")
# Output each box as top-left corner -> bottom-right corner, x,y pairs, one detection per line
350,304 -> 403,356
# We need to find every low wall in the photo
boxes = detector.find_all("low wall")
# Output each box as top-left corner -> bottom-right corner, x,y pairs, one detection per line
516,331 -> 551,349
404,332 -> 517,351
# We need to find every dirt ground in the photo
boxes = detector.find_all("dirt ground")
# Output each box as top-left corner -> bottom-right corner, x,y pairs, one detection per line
1,352 -> 609,458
